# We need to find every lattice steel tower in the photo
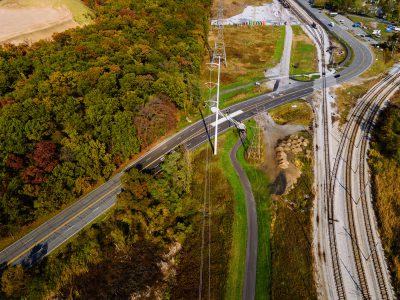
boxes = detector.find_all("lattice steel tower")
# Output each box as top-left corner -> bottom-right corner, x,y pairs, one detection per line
211,0 -> 227,67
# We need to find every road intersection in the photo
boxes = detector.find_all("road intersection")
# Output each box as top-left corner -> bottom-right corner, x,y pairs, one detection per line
0,2 -> 375,292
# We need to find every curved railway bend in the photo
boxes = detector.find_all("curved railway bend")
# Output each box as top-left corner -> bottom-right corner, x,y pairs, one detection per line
0,0 -> 375,292
332,68 -> 400,300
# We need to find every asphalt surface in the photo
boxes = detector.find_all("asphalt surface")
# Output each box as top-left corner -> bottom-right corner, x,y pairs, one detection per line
332,14 -> 378,45
0,0 -> 374,271
230,136 -> 258,300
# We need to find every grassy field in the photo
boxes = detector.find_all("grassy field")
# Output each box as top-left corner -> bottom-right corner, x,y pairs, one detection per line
219,84 -> 271,108
0,0 -> 93,24
237,120 -> 272,300
205,25 -> 285,89
361,49 -> 400,78
269,100 -> 313,126
336,79 -> 379,124
173,145 -> 235,299
290,25 -> 318,78
270,133 -> 317,300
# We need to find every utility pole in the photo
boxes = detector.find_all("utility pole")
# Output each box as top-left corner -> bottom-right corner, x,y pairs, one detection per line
214,56 -> 221,155
212,0 -> 227,67
209,0 -> 227,155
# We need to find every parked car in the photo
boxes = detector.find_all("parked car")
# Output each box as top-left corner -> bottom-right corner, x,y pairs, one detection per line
352,22 -> 361,27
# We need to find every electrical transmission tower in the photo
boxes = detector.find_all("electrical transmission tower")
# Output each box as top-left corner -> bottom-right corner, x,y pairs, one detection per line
211,0 -> 227,67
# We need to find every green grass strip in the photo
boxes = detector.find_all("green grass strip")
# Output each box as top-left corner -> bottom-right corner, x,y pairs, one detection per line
272,26 -> 286,63
220,130 -> 248,300
290,25 -> 318,76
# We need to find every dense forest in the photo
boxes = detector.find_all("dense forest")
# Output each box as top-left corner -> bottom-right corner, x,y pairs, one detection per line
313,0 -> 400,20
0,0 -> 210,237
0,149 -> 191,298
0,146 -> 234,298
369,103 -> 400,297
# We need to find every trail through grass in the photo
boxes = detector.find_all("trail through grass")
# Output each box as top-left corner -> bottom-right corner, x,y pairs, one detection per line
220,130 -> 248,300
237,120 -> 272,300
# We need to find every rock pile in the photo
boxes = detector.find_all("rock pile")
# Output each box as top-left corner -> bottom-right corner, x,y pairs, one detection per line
275,135 -> 310,169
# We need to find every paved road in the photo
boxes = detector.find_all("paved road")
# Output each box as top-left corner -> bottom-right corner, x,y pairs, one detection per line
0,0 -> 374,270
229,136 -> 258,300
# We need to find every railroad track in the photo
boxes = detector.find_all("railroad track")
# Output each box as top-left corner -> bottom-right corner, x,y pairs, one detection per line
357,78 -> 399,299
286,1 -> 347,298
346,73 -> 399,299
331,70 -> 399,299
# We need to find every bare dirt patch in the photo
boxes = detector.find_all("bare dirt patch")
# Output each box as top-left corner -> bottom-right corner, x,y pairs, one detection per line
257,113 -> 307,193
213,0 -> 272,18
0,4 -> 79,45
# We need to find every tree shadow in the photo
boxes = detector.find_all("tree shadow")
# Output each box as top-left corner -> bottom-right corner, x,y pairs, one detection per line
0,261 -> 8,275
21,243 -> 48,268
271,171 -> 287,195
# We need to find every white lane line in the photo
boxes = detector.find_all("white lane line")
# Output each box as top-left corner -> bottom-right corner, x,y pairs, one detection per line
210,110 -> 244,127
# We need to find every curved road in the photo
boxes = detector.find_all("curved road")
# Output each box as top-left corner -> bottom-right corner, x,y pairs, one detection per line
0,0 -> 374,271
229,136 -> 258,300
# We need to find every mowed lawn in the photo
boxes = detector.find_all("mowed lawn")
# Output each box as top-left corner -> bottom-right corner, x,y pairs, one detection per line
290,25 -> 318,76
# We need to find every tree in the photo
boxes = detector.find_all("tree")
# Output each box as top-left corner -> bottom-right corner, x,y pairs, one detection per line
1,265 -> 30,297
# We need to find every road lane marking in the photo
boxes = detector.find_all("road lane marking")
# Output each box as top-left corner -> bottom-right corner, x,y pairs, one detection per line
210,110 -> 244,127
6,185 -> 121,266
19,44 -> 369,261
2,36 -> 371,266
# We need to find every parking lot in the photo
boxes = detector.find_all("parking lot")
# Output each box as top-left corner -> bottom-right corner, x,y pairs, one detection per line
332,14 -> 379,45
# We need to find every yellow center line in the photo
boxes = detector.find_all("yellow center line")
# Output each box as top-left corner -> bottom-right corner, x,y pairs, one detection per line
7,184 -> 122,265
141,45 -> 371,171
7,39 -> 371,266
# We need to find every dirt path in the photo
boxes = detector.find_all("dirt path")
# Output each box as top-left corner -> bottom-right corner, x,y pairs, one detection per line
258,113 -> 305,178
229,136 -> 257,300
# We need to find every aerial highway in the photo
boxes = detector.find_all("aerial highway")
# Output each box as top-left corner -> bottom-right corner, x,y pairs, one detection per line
0,0 -> 374,273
